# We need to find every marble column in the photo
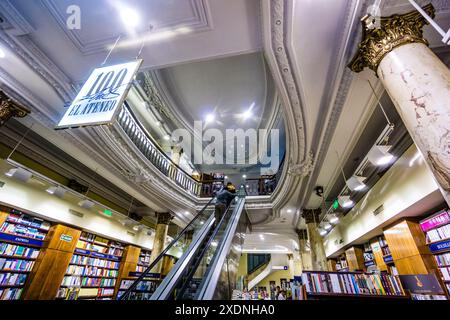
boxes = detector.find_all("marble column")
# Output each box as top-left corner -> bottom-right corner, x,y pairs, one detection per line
296,229 -> 312,272
302,209 -> 328,271
349,3 -> 450,206
0,90 -> 30,126
149,212 -> 173,274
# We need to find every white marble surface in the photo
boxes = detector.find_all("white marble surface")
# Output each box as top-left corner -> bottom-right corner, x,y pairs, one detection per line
378,43 -> 450,205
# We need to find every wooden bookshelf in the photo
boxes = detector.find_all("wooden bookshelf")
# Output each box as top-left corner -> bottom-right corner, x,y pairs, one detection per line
113,245 -> 140,298
56,231 -> 125,300
335,254 -> 348,272
345,247 -> 365,271
300,270 -> 407,300
327,259 -> 337,272
384,219 -> 436,275
0,209 -> 51,300
370,237 -> 389,272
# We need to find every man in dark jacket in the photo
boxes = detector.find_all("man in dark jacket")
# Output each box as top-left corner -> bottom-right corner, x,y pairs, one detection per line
214,182 -> 236,227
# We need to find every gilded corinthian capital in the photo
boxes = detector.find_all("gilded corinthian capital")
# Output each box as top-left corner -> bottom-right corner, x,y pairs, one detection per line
348,3 -> 434,73
0,90 -> 30,126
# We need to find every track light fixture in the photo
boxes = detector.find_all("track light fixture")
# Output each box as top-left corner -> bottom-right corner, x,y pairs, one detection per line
4,168 -> 32,183
46,186 -> 66,198
338,195 -> 354,208
368,145 -> 394,166
346,175 -> 367,191
78,199 -> 95,209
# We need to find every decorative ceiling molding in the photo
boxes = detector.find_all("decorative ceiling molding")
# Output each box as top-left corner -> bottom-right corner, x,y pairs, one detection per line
0,0 -> 35,36
41,0 -> 213,55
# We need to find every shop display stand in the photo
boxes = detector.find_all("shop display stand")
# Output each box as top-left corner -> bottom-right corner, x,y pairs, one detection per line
300,270 -> 407,300
419,209 -> 450,296
0,209 -> 50,300
56,231 -> 124,300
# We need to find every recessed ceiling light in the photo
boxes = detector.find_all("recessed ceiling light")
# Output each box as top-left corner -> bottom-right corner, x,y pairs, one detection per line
120,7 -> 140,28
324,223 -> 332,230
163,134 -> 170,141
242,174 -> 247,179
329,215 -> 339,224
319,229 -> 327,236
133,225 -> 140,231
184,211 -> 189,215
0,48 -> 5,59
224,176 -> 228,179
259,234 -> 265,240
287,209 -> 292,213
155,121 -> 161,127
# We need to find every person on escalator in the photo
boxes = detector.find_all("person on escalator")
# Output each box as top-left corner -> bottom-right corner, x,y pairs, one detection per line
213,182 -> 236,228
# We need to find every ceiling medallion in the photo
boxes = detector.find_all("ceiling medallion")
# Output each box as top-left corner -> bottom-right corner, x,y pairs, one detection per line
348,3 -> 434,73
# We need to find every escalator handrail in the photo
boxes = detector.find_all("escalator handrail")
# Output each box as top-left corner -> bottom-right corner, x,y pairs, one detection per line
175,201 -> 237,299
118,196 -> 216,300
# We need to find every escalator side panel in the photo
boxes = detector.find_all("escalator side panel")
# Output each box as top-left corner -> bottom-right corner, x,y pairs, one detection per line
196,198 -> 247,300
150,215 -> 215,300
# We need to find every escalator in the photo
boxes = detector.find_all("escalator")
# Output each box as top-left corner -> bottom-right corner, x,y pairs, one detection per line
118,188 -> 248,300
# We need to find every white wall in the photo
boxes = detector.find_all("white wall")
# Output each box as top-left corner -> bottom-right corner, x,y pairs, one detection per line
324,144 -> 441,257
0,168 -> 155,250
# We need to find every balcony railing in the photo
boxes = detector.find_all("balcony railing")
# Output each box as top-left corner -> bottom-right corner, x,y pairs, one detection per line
116,105 -> 285,198
117,106 -> 201,196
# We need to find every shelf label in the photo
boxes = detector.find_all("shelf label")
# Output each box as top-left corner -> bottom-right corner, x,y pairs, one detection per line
0,232 -> 43,247
108,255 -> 121,261
364,260 -> 375,267
429,239 -> 450,253
91,252 -> 107,259
74,248 -> 89,255
383,255 -> 393,263
420,211 -> 450,232
128,272 -> 161,278
60,234 -> 73,243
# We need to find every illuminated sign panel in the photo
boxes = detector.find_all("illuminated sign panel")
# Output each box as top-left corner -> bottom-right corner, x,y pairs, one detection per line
57,60 -> 142,128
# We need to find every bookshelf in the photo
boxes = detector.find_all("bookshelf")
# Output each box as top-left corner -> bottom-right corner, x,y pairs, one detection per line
335,254 -> 348,272
420,209 -> 450,295
363,242 -> 376,269
345,247 -> 365,271
56,231 -> 124,300
300,270 -> 407,299
0,209 -> 50,300
136,249 -> 151,273
116,276 -> 161,300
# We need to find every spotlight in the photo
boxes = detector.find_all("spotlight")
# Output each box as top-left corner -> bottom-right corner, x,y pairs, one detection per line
259,234 -> 265,240
242,174 -> 247,179
205,113 -> 215,124
324,223 -> 332,230
346,175 -> 366,192
329,215 -> 339,224
78,199 -> 95,209
120,7 -> 140,28
224,176 -> 228,180
46,186 -> 66,198
0,48 -> 5,58
163,134 -> 171,141
184,211 -> 190,215
338,195 -> 354,208
314,186 -> 324,197
5,168 -> 32,182
319,229 -> 327,236
133,225 -> 140,231
287,209 -> 292,213
368,145 -> 394,166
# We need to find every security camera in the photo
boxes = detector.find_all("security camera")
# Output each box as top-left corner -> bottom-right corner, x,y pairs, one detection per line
315,186 -> 324,197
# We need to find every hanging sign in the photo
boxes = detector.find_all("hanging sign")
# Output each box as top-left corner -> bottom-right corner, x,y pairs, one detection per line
57,60 -> 143,129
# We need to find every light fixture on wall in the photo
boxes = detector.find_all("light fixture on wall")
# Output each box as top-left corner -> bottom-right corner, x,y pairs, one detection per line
78,199 -> 95,209
367,145 -> 394,166
4,168 -> 32,183
319,228 -> 327,236
329,214 -> 339,224
324,223 -> 332,230
346,175 -> 367,191
338,195 -> 354,208
46,186 -> 66,198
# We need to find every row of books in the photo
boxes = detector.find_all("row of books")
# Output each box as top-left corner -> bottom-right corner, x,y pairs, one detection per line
377,236 -> 388,247
434,252 -> 450,266
138,251 -> 151,266
0,222 -> 46,240
6,212 -> 50,230
302,272 -> 405,296
0,287 -> 23,300
120,279 -> 159,292
0,258 -> 35,272
61,276 -> 116,287
70,255 -> 120,269
0,242 -> 39,259
99,288 -> 115,296
426,223 -> 450,243
117,291 -> 152,300
440,266 -> 450,281
75,240 -> 123,256
66,265 -> 118,277
381,246 -> 391,256
79,232 -> 124,250
0,272 -> 27,286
